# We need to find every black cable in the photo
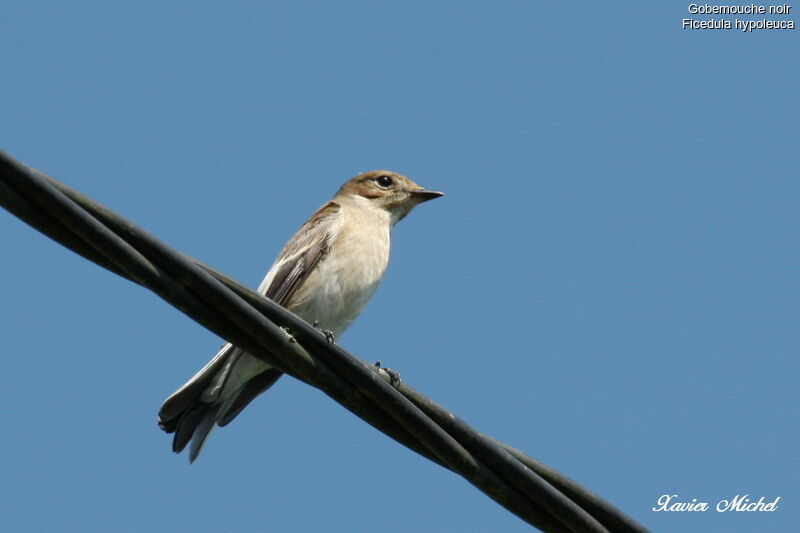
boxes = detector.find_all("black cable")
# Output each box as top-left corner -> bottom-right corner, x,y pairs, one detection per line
0,150 -> 650,533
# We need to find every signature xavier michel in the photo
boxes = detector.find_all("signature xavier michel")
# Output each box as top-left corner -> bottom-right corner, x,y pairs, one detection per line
653,494 -> 781,513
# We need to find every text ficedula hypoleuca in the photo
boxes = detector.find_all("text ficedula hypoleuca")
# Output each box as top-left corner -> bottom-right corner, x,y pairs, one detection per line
158,170 -> 443,461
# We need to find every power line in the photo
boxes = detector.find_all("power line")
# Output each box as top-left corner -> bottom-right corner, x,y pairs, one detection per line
0,150 -> 649,532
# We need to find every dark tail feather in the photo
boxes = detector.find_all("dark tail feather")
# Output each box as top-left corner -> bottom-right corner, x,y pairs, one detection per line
188,404 -> 222,463
161,369 -> 283,462
159,346 -> 284,462
158,343 -> 236,432
218,368 -> 283,426
172,403 -> 208,453
168,401 -> 223,462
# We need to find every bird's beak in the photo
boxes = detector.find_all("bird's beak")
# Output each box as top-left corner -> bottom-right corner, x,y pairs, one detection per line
409,188 -> 444,202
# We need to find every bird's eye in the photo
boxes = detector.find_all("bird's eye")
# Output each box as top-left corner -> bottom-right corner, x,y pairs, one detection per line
375,175 -> 393,188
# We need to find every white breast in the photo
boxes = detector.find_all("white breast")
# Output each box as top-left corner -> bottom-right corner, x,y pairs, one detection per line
287,199 -> 391,336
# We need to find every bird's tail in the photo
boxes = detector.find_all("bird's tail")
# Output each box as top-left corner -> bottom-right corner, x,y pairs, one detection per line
158,343 -> 282,462
173,401 -> 223,463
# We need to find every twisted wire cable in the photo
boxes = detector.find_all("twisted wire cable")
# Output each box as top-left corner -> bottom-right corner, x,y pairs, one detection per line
0,150 -> 650,533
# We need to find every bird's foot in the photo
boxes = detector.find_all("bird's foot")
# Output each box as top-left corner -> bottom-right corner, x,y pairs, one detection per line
279,326 -> 296,343
374,361 -> 402,387
312,321 -> 335,345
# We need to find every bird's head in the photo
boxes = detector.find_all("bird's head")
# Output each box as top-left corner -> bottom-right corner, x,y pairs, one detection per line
336,170 -> 443,223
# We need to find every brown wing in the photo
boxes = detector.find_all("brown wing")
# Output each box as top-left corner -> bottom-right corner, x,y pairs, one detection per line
260,200 -> 339,306
202,201 -> 341,430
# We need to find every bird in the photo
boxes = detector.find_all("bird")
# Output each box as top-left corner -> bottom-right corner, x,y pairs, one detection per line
158,170 -> 443,462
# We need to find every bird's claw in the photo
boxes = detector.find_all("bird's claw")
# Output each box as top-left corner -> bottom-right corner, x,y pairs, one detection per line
279,326 -> 296,343
374,361 -> 402,387
312,320 -> 335,345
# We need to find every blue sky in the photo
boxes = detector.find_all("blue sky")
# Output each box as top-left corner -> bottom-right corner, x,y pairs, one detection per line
1,3 -> 797,532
